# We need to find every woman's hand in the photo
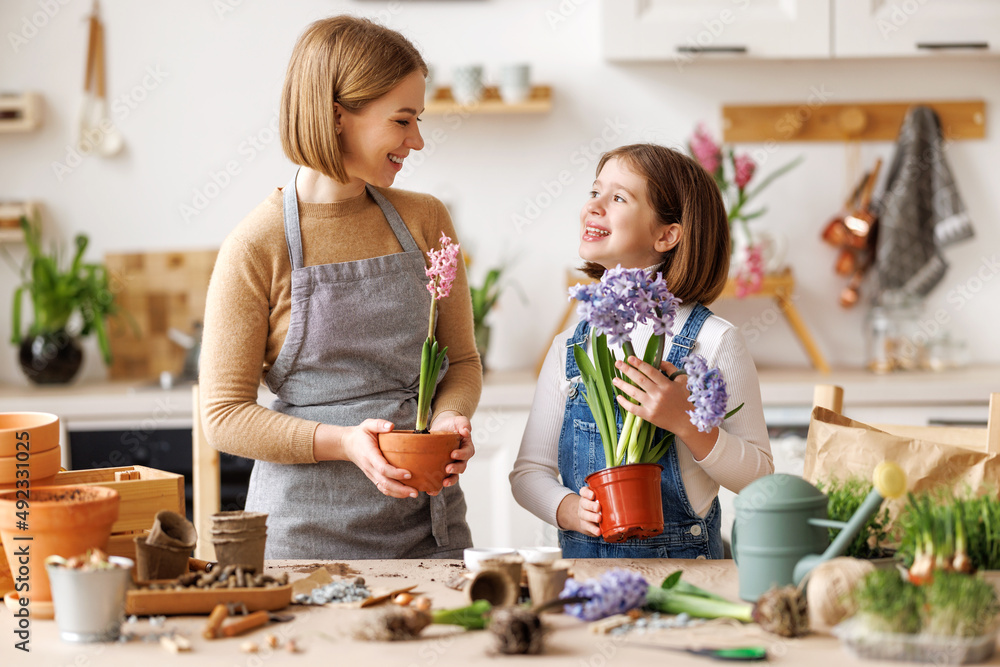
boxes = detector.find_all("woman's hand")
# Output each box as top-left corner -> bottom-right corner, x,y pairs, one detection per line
556,488 -> 602,537
612,356 -> 694,438
340,419 -> 419,499
428,410 -> 475,495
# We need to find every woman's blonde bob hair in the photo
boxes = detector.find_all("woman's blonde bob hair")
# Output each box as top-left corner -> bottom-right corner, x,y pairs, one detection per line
280,16 -> 427,184
581,144 -> 730,305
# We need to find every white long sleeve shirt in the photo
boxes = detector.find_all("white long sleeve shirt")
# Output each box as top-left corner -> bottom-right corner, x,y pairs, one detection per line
510,302 -> 774,529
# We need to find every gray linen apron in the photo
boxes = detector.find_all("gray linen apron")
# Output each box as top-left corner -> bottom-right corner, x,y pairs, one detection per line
244,172 -> 472,560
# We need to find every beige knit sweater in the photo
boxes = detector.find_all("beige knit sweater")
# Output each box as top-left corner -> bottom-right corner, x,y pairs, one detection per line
199,185 -> 482,465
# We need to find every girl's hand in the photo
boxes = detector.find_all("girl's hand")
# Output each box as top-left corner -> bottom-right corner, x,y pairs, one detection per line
612,356 -> 694,439
556,488 -> 603,537
342,419 -> 419,499
428,410 -> 475,495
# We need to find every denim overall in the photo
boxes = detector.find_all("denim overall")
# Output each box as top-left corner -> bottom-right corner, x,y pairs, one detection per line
557,303 -> 724,559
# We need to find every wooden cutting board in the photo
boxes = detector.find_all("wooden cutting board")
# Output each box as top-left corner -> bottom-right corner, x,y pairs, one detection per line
104,249 -> 217,381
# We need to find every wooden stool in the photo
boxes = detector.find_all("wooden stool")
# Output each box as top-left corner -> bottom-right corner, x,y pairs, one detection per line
718,267 -> 829,374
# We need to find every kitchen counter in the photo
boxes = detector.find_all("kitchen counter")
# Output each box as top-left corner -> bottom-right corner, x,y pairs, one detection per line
2,364 -> 997,425
0,558 -> 947,666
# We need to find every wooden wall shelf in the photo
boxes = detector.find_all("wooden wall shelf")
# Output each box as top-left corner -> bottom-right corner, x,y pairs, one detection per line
424,85 -> 552,115
0,201 -> 37,243
0,92 -> 41,133
722,100 -> 985,142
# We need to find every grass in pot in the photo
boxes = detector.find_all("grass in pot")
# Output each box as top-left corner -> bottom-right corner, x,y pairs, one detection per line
568,268 -> 742,542
377,233 -> 464,494
817,476 -> 894,560
3,215 -> 131,384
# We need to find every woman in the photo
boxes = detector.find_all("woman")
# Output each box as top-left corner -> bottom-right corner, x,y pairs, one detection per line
200,16 -> 481,560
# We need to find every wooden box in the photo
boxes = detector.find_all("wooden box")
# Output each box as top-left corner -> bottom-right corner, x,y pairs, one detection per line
52,465 -> 186,559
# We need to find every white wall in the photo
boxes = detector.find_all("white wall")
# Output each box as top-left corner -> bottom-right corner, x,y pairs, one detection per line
2,0 -> 999,387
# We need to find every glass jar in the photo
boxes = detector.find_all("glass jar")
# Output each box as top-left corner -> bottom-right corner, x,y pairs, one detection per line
866,305 -> 895,374
865,296 -> 926,373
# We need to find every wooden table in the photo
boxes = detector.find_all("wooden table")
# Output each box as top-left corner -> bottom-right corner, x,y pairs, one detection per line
4,558 -> 978,666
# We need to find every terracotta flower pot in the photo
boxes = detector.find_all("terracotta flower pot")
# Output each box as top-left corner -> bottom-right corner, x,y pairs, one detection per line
586,463 -> 664,543
0,412 -> 62,596
0,485 -> 119,604
377,431 -> 460,494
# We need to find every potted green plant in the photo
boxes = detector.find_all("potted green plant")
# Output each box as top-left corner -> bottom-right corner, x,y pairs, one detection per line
5,215 -> 123,384
470,265 -> 502,371
377,232 -> 463,494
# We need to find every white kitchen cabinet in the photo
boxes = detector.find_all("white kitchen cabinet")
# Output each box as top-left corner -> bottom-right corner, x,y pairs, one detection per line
601,0 -> 832,61
834,0 -> 1000,57
463,372 -> 557,550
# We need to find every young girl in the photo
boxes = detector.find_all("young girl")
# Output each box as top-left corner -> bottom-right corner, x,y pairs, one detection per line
510,144 -> 773,559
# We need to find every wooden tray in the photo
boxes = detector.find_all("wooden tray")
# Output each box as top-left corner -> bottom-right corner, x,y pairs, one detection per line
125,583 -> 291,616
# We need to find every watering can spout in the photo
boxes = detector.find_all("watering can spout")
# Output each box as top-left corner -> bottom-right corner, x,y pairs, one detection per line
793,462 -> 906,585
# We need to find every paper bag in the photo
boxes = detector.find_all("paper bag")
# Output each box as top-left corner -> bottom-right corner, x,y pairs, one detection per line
804,406 -> 998,517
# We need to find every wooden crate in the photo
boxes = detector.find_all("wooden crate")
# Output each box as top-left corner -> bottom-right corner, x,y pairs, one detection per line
52,465 -> 186,559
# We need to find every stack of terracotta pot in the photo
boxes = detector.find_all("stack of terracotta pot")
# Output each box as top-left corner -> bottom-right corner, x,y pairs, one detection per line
0,412 -> 120,618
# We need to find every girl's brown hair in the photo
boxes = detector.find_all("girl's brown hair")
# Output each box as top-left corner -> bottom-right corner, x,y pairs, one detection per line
581,143 -> 730,305
280,16 -> 427,183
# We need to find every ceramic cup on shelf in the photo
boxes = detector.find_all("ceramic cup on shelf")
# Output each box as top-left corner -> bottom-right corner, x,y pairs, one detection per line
498,63 -> 531,104
451,65 -> 484,105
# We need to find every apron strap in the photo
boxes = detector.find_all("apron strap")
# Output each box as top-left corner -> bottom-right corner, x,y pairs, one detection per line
430,494 -> 450,548
282,169 -> 305,270
281,173 -> 422,272
365,184 -> 421,254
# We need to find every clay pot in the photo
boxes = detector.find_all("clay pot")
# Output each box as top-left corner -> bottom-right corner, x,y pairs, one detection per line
0,485 -> 119,604
585,463 -> 664,543
0,412 -> 61,490
377,431 -> 460,494
0,412 -> 61,595
0,412 -> 60,458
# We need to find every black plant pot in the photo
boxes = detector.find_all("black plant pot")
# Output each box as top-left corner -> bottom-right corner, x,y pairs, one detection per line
18,332 -> 84,384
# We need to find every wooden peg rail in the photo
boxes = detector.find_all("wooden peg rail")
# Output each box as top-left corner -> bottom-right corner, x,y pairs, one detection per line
722,100 -> 985,142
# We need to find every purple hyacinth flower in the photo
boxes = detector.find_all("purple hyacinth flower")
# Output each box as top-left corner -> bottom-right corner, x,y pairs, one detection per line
560,569 -> 649,621
568,266 -> 681,346
683,354 -> 729,433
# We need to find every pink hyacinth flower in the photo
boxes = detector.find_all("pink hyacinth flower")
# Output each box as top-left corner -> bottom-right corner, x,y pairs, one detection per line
734,244 -> 765,298
733,153 -> 757,190
690,123 -> 722,174
425,232 -> 461,301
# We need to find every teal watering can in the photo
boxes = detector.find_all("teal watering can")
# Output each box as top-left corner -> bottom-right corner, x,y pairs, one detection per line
731,462 -> 906,602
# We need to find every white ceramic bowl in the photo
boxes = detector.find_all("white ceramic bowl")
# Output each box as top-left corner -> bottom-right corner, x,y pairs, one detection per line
463,547 -> 516,572
517,547 -> 563,565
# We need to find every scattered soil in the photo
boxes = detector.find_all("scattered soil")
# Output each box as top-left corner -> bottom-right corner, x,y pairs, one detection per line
29,488 -> 105,503
288,562 -> 359,575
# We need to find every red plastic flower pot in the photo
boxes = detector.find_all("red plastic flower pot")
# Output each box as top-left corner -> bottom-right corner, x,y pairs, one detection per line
377,431 -> 460,494
586,463 -> 664,543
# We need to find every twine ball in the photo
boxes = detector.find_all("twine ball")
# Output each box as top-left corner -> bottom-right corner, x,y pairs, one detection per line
805,557 -> 876,633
